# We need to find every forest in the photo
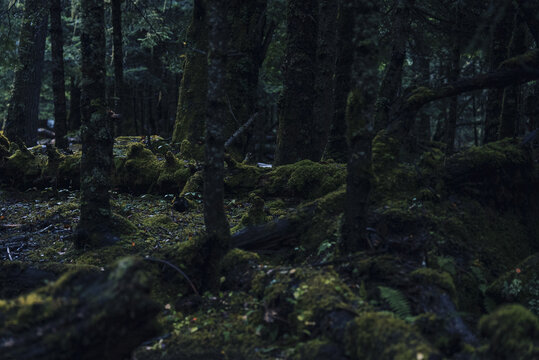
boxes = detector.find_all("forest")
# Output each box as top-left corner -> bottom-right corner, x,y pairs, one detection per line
0,0 -> 538,359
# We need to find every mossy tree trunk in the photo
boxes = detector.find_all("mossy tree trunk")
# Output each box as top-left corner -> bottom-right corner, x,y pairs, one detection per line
374,0 -> 414,132
172,0 -> 208,159
204,0 -> 231,289
324,0 -> 356,163
50,0 -> 68,149
224,0 -> 271,158
499,18 -> 528,139
483,0 -> 514,144
68,76 -> 82,131
274,0 -> 319,165
111,0 -> 128,135
410,35 -> 431,141
342,90 -> 372,253
77,0 -> 114,248
312,0 -> 338,161
444,8 -> 462,154
5,0 -> 48,145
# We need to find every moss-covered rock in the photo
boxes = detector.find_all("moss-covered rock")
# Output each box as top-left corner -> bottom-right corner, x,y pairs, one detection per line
57,152 -> 82,188
180,170 -> 204,197
231,194 -> 270,233
344,312 -> 439,360
116,143 -> 163,193
3,148 -> 45,187
410,268 -> 457,302
155,151 -> 192,194
478,304 -> 539,360
220,248 -> 260,291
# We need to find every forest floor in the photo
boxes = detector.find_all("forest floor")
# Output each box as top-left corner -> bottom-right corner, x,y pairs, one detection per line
1,135 -> 539,359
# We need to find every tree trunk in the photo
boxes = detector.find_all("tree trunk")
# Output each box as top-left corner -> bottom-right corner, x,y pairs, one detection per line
499,17 -> 528,139
203,0 -> 231,289
172,0 -> 208,159
5,0 -> 48,145
483,0 -> 514,144
274,0 -> 318,165
374,0 -> 414,132
341,90 -> 372,252
77,0 -> 114,248
312,0 -> 338,161
111,0 -> 128,135
514,0 -> 539,45
68,76 -> 82,131
50,0 -> 68,149
224,0 -> 270,158
324,0 -> 356,163
444,31 -> 461,153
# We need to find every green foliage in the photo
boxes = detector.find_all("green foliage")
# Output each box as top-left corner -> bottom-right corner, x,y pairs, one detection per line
378,286 -> 412,320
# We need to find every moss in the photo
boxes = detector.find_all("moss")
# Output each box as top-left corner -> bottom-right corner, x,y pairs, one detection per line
180,170 -> 204,196
111,213 -> 138,235
264,160 -> 346,200
155,151 -> 192,194
224,160 -> 266,194
407,86 -> 436,105
116,143 -> 163,193
45,201 -> 79,219
344,312 -> 438,360
478,304 -> 539,359
0,132 -> 9,149
293,338 -> 344,360
143,214 -> 179,231
58,152 -> 82,187
231,194 -> 270,233
3,148 -> 44,187
178,139 -> 203,161
410,268 -> 457,301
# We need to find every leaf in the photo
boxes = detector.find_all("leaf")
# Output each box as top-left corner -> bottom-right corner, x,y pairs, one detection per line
378,286 -> 412,320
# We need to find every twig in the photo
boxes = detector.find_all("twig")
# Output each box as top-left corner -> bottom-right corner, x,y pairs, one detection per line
7,246 -> 12,261
144,256 -> 200,296
225,113 -> 259,149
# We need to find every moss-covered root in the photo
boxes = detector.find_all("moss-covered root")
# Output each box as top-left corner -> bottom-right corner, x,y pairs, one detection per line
478,304 -> 539,360
344,312 -> 439,360
0,257 -> 160,360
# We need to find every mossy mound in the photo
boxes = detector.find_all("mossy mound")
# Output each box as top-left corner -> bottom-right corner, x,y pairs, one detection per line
115,143 -> 164,193
230,194 -> 271,233
410,268 -> 457,302
3,148 -> 45,187
142,214 -> 179,231
478,304 -> 539,359
155,151 -> 192,194
263,160 -> 346,200
344,312 -> 439,360
57,152 -> 82,187
486,253 -> 539,315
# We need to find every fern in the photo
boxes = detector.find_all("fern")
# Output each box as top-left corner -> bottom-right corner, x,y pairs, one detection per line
378,286 -> 412,320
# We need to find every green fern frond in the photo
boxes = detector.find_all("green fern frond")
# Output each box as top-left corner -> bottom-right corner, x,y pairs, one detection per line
378,286 -> 412,320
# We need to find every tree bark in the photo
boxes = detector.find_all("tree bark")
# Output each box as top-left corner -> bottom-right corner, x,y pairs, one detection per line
77,0 -> 114,248
274,0 -> 319,165
514,0 -> 539,45
50,0 -> 68,149
444,13 -> 462,153
5,0 -> 48,145
68,76 -> 82,131
224,0 -> 269,158
312,0 -> 338,161
172,0 -> 208,159
483,0 -> 514,144
499,17 -> 528,139
374,0 -> 414,132
204,0 -> 231,288
324,0 -> 356,162
111,0 -> 127,135
342,90 -> 372,252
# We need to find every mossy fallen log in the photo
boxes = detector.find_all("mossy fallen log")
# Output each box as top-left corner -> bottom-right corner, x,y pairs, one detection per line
0,257 -> 160,360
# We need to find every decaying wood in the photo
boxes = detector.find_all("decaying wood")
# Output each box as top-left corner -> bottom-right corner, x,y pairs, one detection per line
0,257 -> 159,360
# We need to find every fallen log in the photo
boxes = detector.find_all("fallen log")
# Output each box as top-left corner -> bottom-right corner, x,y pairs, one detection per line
0,256 -> 160,360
